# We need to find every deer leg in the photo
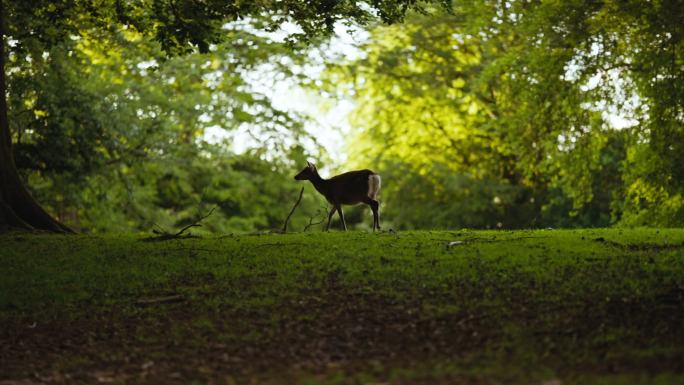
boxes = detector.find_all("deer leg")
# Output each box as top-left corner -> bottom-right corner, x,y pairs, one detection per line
371,200 -> 380,231
337,205 -> 348,231
326,206 -> 337,231
364,198 -> 381,231
375,210 -> 380,231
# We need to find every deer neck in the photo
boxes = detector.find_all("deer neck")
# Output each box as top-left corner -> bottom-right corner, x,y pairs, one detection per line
309,173 -> 329,196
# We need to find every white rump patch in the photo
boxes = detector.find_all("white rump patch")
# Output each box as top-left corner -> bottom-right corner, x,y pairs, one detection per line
368,174 -> 381,199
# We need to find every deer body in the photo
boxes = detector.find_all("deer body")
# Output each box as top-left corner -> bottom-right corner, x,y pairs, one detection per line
295,162 -> 381,231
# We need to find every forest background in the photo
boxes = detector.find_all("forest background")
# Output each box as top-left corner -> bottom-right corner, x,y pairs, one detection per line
7,0 -> 683,233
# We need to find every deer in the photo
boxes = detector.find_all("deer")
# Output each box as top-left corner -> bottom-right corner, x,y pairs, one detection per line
294,161 -> 381,231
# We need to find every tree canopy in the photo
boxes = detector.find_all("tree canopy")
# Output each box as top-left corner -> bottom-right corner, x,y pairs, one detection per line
2,0 -> 683,232
0,0 -> 443,232
324,0 -> 683,229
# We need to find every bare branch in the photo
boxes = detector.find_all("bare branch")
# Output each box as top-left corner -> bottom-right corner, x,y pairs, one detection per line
174,206 -> 216,237
142,206 -> 217,242
135,294 -> 184,306
304,204 -> 329,232
282,187 -> 304,233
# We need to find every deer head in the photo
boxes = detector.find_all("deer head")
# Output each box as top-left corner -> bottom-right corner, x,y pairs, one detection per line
294,161 -> 318,180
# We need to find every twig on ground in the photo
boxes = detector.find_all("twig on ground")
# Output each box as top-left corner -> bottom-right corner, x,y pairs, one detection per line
254,242 -> 305,248
304,204 -> 329,232
282,187 -> 304,233
143,207 -> 216,242
445,235 -> 545,249
593,237 -> 684,251
135,294 -> 184,306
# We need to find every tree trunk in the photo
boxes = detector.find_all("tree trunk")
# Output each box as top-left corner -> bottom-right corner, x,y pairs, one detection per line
0,0 -> 73,233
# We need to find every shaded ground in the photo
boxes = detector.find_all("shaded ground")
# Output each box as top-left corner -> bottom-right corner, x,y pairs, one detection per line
1,229 -> 684,384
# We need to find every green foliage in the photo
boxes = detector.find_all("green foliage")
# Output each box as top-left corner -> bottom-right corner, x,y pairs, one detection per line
6,0 -> 684,231
3,0 -> 453,233
325,1 -> 683,229
5,0 -> 446,55
7,21 -> 328,233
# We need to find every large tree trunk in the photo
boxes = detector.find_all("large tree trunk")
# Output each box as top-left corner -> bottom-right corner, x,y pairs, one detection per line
0,0 -> 73,233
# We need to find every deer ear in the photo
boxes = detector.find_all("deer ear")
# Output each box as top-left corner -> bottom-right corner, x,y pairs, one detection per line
307,161 -> 314,169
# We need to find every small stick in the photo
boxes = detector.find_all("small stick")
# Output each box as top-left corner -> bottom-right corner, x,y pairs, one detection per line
304,205 -> 329,232
173,207 -> 216,237
135,294 -> 184,306
142,206 -> 216,242
282,187 -> 304,233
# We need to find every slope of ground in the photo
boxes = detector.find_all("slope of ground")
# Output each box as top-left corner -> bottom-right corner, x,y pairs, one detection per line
1,229 -> 684,384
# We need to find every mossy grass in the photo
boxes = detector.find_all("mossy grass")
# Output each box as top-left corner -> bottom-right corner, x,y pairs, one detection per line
2,229 -> 684,384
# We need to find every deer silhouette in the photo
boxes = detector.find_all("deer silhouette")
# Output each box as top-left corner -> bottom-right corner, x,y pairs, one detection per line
295,162 -> 381,231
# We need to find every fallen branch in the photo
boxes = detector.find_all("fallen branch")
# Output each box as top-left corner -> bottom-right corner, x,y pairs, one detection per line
593,237 -> 684,251
135,294 -> 184,306
143,207 -> 216,242
304,204 -> 329,232
282,187 -> 304,233
444,235 -> 545,249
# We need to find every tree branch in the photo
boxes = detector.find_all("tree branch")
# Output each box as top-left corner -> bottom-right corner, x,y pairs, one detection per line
304,204 -> 329,232
143,206 -> 216,242
282,187 -> 304,233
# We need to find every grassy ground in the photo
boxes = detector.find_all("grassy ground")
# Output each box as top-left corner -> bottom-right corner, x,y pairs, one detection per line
1,229 -> 684,384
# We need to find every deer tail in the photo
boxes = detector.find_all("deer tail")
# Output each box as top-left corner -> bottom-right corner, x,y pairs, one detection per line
368,174 -> 381,200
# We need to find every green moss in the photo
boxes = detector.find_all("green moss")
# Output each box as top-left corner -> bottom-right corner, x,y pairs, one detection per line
1,229 -> 684,384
